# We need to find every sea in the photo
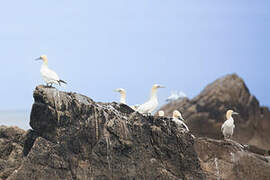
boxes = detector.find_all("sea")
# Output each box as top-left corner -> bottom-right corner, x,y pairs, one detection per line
0,110 -> 30,130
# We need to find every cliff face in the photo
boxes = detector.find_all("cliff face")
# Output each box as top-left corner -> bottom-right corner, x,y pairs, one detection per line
160,74 -> 270,150
1,83 -> 270,180
0,126 -> 25,179
6,86 -> 205,180
195,137 -> 270,180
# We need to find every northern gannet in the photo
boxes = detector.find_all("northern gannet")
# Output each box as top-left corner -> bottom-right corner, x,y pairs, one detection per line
114,88 -> 138,110
172,110 -> 189,131
35,55 -> 67,87
114,88 -> 126,104
137,84 -> 165,115
221,110 -> 239,139
158,110 -> 164,117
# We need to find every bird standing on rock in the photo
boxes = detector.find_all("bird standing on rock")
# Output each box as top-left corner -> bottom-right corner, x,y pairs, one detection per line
137,84 -> 165,115
114,88 -> 139,110
172,110 -> 189,131
221,110 -> 239,139
36,55 -> 67,87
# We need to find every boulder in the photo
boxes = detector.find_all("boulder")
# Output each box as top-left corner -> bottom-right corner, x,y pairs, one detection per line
194,137 -> 270,180
0,126 -> 25,179
160,74 -> 270,150
7,86 -> 205,180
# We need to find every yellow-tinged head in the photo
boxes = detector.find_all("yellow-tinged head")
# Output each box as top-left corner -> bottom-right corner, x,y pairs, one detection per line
158,110 -> 164,117
173,110 -> 184,121
226,110 -> 239,120
152,84 -> 165,90
114,88 -> 126,94
35,55 -> 48,63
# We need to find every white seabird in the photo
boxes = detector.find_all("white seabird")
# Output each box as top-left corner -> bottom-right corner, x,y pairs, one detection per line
221,110 -> 239,139
158,110 -> 165,117
172,110 -> 189,131
114,88 -> 126,104
114,88 -> 139,110
35,55 -> 67,87
137,84 -> 165,115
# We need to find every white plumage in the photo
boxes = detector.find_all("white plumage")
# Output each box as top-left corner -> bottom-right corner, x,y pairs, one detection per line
221,110 -> 239,139
114,88 -> 126,104
172,110 -> 189,131
137,84 -> 165,114
114,88 -> 139,110
158,110 -> 165,117
36,55 -> 66,87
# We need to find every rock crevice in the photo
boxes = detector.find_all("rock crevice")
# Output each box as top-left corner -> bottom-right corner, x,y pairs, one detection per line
6,85 -> 205,180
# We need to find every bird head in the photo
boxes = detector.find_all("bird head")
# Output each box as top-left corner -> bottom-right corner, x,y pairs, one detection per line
173,110 -> 184,121
35,55 -> 48,63
226,110 -> 239,119
114,88 -> 126,94
152,84 -> 165,90
158,110 -> 164,117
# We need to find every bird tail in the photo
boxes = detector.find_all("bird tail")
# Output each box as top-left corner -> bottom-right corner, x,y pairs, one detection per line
58,80 -> 67,86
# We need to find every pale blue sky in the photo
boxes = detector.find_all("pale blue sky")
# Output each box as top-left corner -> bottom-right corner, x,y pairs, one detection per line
0,0 -> 269,116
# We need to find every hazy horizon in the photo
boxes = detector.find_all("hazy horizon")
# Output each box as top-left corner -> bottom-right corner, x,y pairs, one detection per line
0,110 -> 30,129
0,1 -> 269,129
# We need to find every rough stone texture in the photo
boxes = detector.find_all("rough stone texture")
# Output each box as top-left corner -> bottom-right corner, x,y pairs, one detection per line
2,76 -> 270,180
159,74 -> 270,150
7,85 -> 205,180
0,126 -> 25,179
194,137 -> 270,180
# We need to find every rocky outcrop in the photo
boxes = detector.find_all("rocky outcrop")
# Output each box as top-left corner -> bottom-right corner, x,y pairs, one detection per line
159,74 -> 270,150
1,83 -> 270,180
6,86 -> 205,180
194,137 -> 270,180
0,126 -> 25,179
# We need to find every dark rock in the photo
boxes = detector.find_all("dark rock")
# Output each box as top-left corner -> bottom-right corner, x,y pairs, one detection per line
0,126 -> 25,179
159,74 -> 270,150
22,130 -> 40,156
2,79 -> 270,180
194,137 -> 270,180
7,85 -> 205,180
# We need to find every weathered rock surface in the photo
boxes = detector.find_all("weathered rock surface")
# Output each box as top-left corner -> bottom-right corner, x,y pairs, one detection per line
194,137 -> 270,180
6,86 -> 205,180
1,79 -> 270,180
159,74 -> 270,150
0,126 -> 25,179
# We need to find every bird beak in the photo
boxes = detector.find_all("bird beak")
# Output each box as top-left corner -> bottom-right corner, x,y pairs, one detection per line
159,86 -> 165,88
114,89 -> 119,92
35,57 -> 42,61
232,112 -> 239,115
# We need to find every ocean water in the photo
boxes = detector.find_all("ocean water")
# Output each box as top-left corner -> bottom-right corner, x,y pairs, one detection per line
0,110 -> 30,130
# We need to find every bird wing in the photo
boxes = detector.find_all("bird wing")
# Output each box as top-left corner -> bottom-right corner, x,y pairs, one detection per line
221,121 -> 226,131
42,68 -> 60,81
180,121 -> 189,131
173,119 -> 189,131
137,101 -> 151,113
